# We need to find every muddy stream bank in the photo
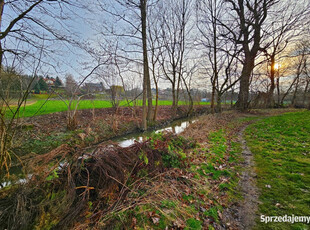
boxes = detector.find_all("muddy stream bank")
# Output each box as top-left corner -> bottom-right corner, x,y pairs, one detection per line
1,115 -> 199,188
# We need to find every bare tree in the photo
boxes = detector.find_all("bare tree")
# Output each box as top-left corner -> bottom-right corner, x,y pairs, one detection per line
302,53 -> 310,108
196,0 -> 224,113
56,62 -> 106,131
141,0 -> 153,128
155,0 -> 192,116
197,0 -> 243,112
220,0 -> 277,111
260,0 -> 310,107
0,0 -> 80,176
148,5 -> 161,121
181,62 -> 197,115
278,41 -> 309,106
290,41 -> 309,106
95,0 -> 155,130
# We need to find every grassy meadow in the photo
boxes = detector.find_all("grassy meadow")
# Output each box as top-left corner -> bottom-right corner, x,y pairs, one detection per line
245,111 -> 310,230
6,99 -> 209,118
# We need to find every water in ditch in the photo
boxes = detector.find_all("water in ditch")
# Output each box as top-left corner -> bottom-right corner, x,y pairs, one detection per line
112,117 -> 196,147
1,117 -> 196,188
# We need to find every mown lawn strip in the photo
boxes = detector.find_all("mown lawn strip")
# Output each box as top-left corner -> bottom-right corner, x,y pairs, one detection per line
245,111 -> 310,230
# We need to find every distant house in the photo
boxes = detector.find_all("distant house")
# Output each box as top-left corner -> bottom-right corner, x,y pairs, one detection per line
83,82 -> 105,93
44,77 -> 56,86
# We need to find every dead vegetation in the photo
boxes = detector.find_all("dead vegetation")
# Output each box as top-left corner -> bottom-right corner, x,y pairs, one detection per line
0,132 -> 196,229
23,105 -> 209,135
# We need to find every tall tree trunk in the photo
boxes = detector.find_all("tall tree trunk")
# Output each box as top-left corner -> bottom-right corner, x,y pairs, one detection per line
216,92 -> 222,112
153,78 -> 159,121
176,75 -> 181,108
146,69 -> 153,122
140,0 -> 149,130
267,57 -> 276,108
0,0 -> 4,73
303,80 -> 309,107
230,87 -> 234,108
211,0 -> 217,114
276,77 -> 280,105
171,83 -> 176,106
211,82 -> 216,113
181,75 -> 193,116
171,81 -> 177,117
237,55 -> 255,111
151,61 -> 159,121
291,77 -> 300,106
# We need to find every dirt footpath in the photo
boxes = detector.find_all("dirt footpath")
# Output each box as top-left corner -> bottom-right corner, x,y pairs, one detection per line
238,126 -> 259,229
220,124 -> 259,230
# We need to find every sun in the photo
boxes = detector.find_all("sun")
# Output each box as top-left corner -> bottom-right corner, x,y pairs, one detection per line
274,63 -> 281,70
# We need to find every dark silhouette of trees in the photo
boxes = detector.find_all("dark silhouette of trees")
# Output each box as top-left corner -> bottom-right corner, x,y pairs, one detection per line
38,77 -> 48,91
221,0 -> 277,111
260,0 -> 310,107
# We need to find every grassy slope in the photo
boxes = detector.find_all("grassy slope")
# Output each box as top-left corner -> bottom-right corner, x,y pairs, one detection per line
245,111 -> 310,230
104,126 -> 243,229
6,99 -> 209,118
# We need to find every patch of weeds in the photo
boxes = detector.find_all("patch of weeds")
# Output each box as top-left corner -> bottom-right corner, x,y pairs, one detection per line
208,129 -> 227,158
219,182 -> 230,191
151,133 -> 191,168
137,189 -> 147,196
162,152 -> 182,168
14,132 -> 73,157
46,168 -> 59,181
84,134 -> 96,144
139,151 -> 149,165
197,163 -> 230,180
160,200 -> 177,209
185,218 -> 202,230
137,168 -> 148,178
182,194 -> 195,203
203,206 -> 219,222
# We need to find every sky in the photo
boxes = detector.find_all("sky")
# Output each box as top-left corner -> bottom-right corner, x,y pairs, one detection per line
3,0 -> 308,93
1,0 -> 217,92
2,1 -> 97,80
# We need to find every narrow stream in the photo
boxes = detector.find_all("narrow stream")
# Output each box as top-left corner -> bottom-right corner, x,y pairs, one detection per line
113,117 -> 196,147
1,117 -> 196,188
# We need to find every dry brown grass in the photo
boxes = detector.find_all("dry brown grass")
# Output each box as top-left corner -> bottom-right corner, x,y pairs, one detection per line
0,132 -> 196,229
182,111 -> 241,143
182,108 -> 301,144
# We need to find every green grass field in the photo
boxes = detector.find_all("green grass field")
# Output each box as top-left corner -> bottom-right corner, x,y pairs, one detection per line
6,99 -> 209,118
245,111 -> 310,230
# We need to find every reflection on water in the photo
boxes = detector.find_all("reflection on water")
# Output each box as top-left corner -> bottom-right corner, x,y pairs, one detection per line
117,119 -> 196,148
